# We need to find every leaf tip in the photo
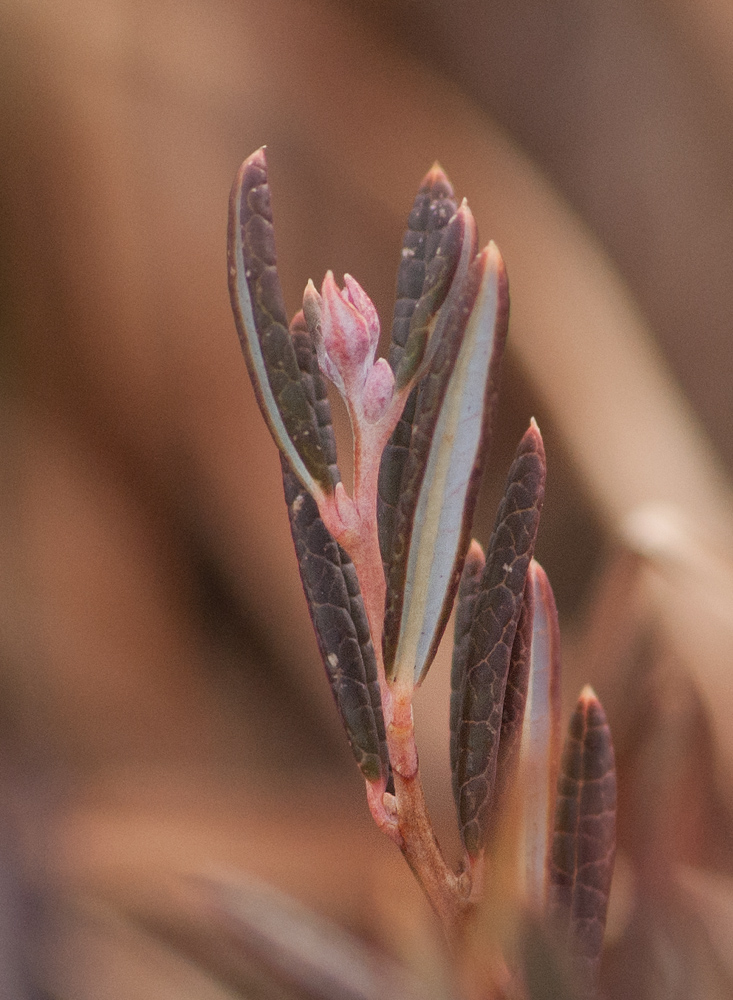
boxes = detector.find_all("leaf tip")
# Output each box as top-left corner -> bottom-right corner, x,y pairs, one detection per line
419,161 -> 454,197
454,198 -> 474,230
231,147 -> 268,200
466,537 -> 485,567
486,238 -> 503,262
579,683 -> 598,705
523,418 -> 546,460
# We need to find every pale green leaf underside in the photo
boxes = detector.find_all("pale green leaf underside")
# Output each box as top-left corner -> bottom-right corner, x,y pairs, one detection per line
394,244 -> 503,687
520,562 -> 560,909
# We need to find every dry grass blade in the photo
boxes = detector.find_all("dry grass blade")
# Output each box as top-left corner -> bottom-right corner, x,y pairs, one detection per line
454,421 -> 546,857
549,688 -> 616,998
205,876 -> 424,1000
125,874 -> 432,1000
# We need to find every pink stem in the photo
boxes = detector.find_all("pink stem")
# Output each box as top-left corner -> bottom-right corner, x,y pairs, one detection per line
320,389 -> 472,934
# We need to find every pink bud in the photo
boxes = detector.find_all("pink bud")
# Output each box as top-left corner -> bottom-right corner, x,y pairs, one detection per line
320,271 -> 374,385
342,274 -> 380,352
363,358 -> 395,424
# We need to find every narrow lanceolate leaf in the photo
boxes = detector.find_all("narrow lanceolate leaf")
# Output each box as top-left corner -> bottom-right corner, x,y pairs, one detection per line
386,164 -> 459,378
548,688 -> 616,998
280,312 -> 387,784
228,147 -> 332,498
450,539 -> 486,808
451,558 -> 533,838
492,572 -> 534,820
393,202 -> 477,391
340,555 -> 390,787
378,166 -> 459,566
521,560 -> 563,911
282,461 -> 388,784
454,421 -> 546,858
384,243 -> 510,688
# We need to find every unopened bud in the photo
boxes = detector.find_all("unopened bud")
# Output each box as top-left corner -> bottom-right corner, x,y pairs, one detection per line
363,358 -> 395,423
302,278 -> 323,336
321,271 -> 373,383
342,274 -> 380,352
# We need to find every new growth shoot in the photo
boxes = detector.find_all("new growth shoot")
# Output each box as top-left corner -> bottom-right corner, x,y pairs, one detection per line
228,147 -> 616,997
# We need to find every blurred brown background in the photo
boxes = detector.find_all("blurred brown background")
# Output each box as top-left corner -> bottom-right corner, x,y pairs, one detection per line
1,0 -> 733,995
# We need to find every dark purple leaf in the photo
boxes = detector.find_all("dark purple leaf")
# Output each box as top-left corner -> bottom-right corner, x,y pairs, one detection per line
492,572 -> 534,822
450,539 -> 486,810
386,164 -> 459,379
228,148 -> 332,497
282,462 -> 387,784
548,688 -> 617,998
280,314 -> 387,784
454,421 -> 546,857
378,165 -> 459,569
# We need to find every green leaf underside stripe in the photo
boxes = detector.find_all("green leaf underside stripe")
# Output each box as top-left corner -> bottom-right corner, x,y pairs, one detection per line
227,150 -> 331,496
379,168 -> 458,572
521,561 -> 563,910
387,247 -> 508,687
450,541 -> 485,811
383,260 -> 480,680
282,310 -> 387,782
282,460 -> 386,784
455,423 -> 546,857
549,692 -> 616,996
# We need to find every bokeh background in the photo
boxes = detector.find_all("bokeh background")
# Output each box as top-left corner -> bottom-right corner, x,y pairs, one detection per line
2,0 -> 733,994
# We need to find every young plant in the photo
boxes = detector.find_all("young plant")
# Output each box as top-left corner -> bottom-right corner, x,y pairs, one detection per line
228,148 -> 617,996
